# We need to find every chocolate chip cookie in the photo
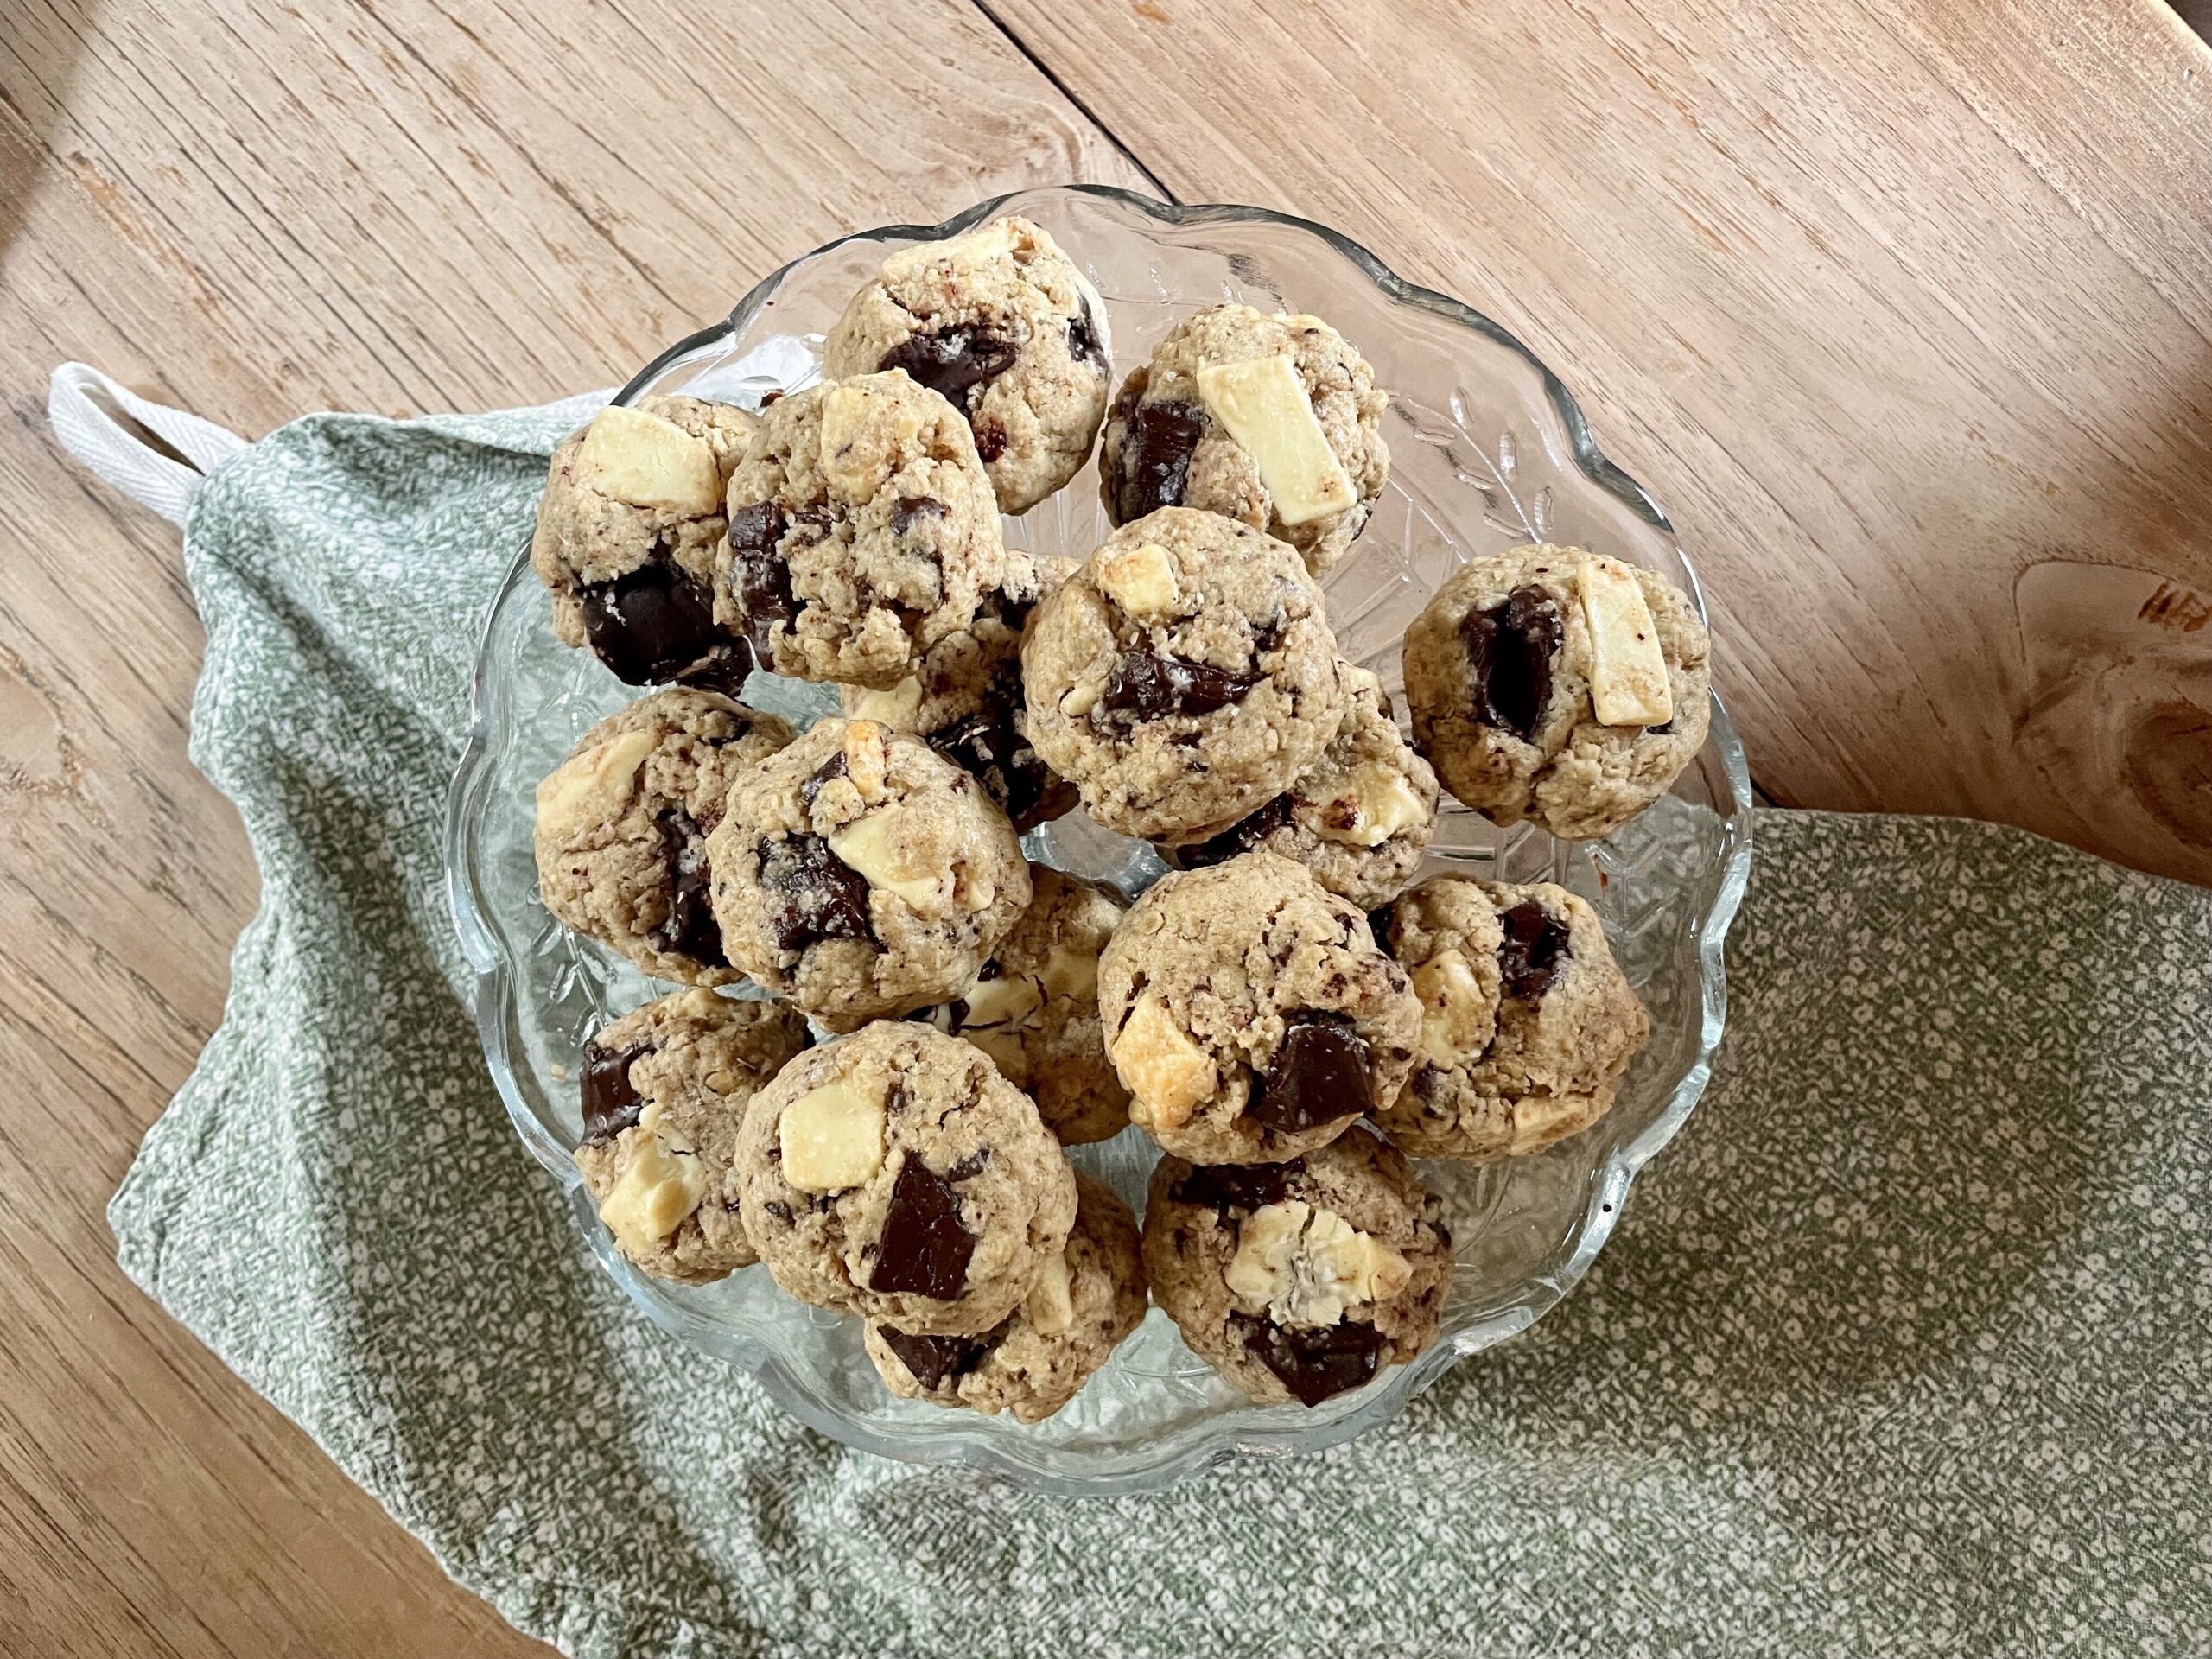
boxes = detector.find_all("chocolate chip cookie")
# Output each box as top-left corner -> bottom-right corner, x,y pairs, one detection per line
1371,876 -> 1649,1160
865,1173 -> 1145,1422
1168,664 -> 1439,910
534,689 -> 797,984
1020,507 -> 1347,842
823,215 -> 1111,516
531,395 -> 757,690
1096,851 -> 1421,1165
839,555 -> 1077,832
1143,1127 -> 1452,1408
571,989 -> 810,1283
1402,544 -> 1711,840
909,864 -> 1130,1146
735,1020 -> 1077,1336
704,717 -> 1031,1031
715,371 -> 1014,687
1099,302 -> 1389,575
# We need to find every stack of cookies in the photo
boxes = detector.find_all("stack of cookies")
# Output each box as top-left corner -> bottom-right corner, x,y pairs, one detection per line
525,213 -> 1712,1421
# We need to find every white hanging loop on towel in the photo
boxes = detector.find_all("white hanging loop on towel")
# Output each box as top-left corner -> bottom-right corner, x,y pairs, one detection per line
48,362 -> 251,527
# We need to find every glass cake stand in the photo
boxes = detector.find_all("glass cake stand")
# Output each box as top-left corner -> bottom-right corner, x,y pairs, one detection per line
446,185 -> 1754,1493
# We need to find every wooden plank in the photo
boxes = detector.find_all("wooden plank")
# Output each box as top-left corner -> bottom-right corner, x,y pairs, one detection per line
0,1 -> 1145,1653
991,0 -> 2212,885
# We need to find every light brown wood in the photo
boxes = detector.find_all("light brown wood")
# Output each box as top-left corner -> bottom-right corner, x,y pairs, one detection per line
0,2 -> 1142,1653
4,0 -> 2209,1651
993,0 -> 2212,884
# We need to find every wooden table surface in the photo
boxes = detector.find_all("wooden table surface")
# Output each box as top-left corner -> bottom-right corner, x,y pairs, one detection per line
2,2 -> 2206,1651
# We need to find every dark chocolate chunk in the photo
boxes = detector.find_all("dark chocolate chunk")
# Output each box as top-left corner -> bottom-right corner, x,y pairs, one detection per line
1176,796 -> 1293,868
760,834 -> 872,954
1496,899 -> 1570,1000
674,639 -> 753,696
945,1147 -> 989,1180
799,751 -> 848,811
579,1040 -> 647,1141
928,708 -> 1055,827
1172,1159 -> 1305,1212
1107,400 -> 1203,522
579,557 -> 721,685
763,1199 -> 793,1224
648,808 -> 723,966
725,500 -> 795,658
1234,1314 -> 1387,1407
868,1159 -> 974,1300
877,1326 -> 992,1390
970,412 -> 1007,463
890,495 -> 947,537
1460,585 -> 1561,741
880,327 -> 1018,407
1066,296 -> 1108,375
1245,1014 -> 1371,1135
1099,650 -> 1262,722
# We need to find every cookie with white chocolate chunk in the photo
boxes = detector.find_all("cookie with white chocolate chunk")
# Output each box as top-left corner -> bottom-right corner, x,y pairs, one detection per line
1099,302 -> 1389,575
735,1020 -> 1077,1337
531,395 -> 758,690
1021,507 -> 1347,842
571,989 -> 810,1283
1370,875 -> 1649,1161
1402,544 -> 1711,840
715,371 -> 1013,688
704,717 -> 1032,1031
1167,664 -> 1439,911
534,688 -> 796,985
866,1173 -> 1146,1422
1143,1127 -> 1453,1408
1096,851 -> 1421,1166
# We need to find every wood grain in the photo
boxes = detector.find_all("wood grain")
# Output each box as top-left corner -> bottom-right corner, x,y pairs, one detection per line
4,0 -> 2209,1651
0,2 -> 1141,1653
993,0 -> 2212,883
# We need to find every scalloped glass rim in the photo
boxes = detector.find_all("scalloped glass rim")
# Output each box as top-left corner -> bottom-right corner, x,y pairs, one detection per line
446,185 -> 1754,1494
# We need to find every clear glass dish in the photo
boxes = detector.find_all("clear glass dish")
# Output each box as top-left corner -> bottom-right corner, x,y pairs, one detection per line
445,185 -> 1753,1493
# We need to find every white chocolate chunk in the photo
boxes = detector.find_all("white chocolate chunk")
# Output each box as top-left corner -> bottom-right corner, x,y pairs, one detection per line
1094,541 -> 1181,615
1225,1200 -> 1412,1326
1414,948 -> 1495,1068
1579,556 -> 1675,728
1310,760 -> 1430,848
1058,678 -> 1104,718
841,720 -> 891,804
956,865 -> 995,913
1112,991 -> 1215,1130
1037,943 -> 1099,1004
819,382 -> 921,499
779,1080 -> 886,1192
829,809 -> 943,912
1224,1200 -> 1307,1305
1305,1208 -> 1413,1306
957,972 -> 1044,1032
594,1109 -> 708,1253
881,217 -> 1020,283
535,727 -> 659,840
850,676 -> 925,729
576,404 -> 721,514
1022,1249 -> 1075,1336
1195,354 -> 1355,526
